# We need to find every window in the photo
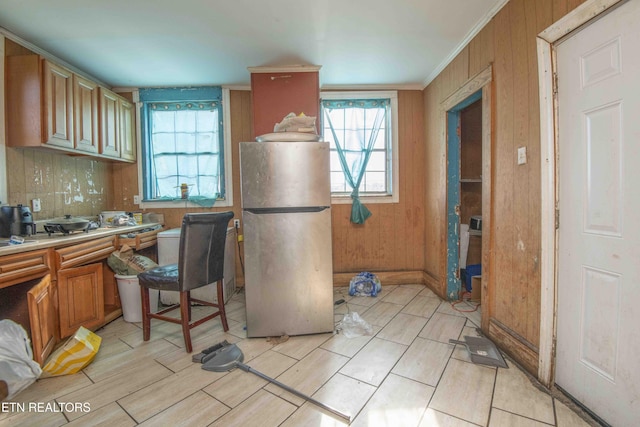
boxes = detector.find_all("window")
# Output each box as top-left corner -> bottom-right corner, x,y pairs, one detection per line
320,91 -> 399,204
137,87 -> 232,208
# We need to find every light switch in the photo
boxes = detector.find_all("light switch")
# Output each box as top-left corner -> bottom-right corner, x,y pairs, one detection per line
517,147 -> 527,165
32,198 -> 41,212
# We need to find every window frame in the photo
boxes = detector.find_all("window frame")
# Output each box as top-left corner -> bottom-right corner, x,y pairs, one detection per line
320,90 -> 399,204
134,87 -> 233,209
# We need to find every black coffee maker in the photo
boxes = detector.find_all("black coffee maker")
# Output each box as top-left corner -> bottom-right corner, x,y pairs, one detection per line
0,204 -> 35,237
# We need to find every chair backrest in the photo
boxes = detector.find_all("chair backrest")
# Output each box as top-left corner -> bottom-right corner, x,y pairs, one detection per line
178,211 -> 234,292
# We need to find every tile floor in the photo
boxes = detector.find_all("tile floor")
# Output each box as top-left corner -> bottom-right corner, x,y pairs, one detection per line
1,285 -> 600,426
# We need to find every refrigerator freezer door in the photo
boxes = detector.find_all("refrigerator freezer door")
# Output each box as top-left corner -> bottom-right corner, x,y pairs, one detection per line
243,209 -> 334,337
240,141 -> 330,209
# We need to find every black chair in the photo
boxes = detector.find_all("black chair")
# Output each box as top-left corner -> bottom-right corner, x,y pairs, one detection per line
138,211 -> 234,352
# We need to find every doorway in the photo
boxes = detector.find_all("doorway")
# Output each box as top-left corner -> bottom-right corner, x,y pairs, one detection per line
446,91 -> 483,301
538,0 -> 639,424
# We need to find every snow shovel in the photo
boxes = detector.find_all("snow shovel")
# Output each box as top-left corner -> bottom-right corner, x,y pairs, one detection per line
200,342 -> 351,423
449,336 -> 508,368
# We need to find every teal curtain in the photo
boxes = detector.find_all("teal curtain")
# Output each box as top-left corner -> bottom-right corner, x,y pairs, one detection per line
323,99 -> 388,224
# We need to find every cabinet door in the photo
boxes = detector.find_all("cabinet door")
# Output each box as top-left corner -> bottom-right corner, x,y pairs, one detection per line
119,98 -> 136,161
251,71 -> 319,137
58,263 -> 104,338
28,274 -> 59,365
99,88 -> 120,158
43,60 -> 74,148
73,75 -> 99,154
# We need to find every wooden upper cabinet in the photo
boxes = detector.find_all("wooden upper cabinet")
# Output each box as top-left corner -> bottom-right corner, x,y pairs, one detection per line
119,98 -> 136,161
99,87 -> 120,158
6,56 -> 74,150
249,66 -> 321,138
6,51 -> 135,162
73,75 -> 99,154
43,61 -> 74,149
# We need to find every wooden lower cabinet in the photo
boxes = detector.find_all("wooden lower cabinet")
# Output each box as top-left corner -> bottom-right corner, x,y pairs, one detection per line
57,263 -> 104,338
27,274 -> 59,365
1,229 -> 155,364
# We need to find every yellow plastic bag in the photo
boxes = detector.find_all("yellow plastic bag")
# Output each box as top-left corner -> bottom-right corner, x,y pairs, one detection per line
41,327 -> 101,377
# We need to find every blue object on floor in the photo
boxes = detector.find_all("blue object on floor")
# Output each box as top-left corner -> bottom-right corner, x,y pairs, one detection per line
462,264 -> 482,292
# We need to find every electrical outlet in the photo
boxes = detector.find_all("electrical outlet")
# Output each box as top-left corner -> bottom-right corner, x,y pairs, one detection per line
31,198 -> 41,212
133,195 -> 140,204
517,146 -> 527,165
233,219 -> 240,228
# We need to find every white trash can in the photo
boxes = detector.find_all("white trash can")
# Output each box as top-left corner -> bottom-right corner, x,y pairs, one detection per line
115,274 -> 159,323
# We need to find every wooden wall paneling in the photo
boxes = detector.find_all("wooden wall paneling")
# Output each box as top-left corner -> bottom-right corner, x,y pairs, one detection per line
378,200 -> 395,271
509,0 -> 534,343
551,0 -> 586,22
331,206 -> 348,272
329,91 -> 425,277
468,20 -> 495,77
491,2 -> 516,336
409,91 -> 426,271
405,93 -> 418,270
480,81 -> 494,332
441,47 -> 470,99
567,0 -> 587,11
536,0 -> 556,32
394,92 -> 411,271
553,0 -> 570,21
420,0 -> 598,379
525,0 -> 550,347
423,82 -> 446,297
230,90 -> 253,285
429,77 -> 445,297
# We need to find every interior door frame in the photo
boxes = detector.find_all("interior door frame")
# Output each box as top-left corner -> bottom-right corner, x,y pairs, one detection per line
536,0 -> 625,388
442,65 -> 492,307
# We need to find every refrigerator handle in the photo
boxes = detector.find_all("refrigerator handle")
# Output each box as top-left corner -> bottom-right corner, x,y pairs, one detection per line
244,207 -> 330,214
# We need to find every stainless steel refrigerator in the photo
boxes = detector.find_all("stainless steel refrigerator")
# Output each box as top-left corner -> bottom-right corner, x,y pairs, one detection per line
240,137 -> 333,337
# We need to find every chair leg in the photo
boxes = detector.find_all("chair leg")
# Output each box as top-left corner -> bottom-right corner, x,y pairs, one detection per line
216,279 -> 229,332
140,286 -> 151,342
179,291 -> 193,353
186,290 -> 192,321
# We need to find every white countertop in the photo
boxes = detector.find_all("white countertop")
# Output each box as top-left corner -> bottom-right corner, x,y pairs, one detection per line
0,223 -> 163,256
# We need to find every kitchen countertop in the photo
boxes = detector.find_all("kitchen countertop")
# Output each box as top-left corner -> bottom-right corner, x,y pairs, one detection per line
0,223 -> 163,256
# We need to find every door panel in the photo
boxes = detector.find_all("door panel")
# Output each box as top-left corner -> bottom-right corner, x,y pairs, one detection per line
43,60 -> 74,148
556,1 -> 640,424
27,274 -> 59,365
58,264 -> 104,338
240,141 -> 330,209
446,110 -> 461,299
243,209 -> 333,337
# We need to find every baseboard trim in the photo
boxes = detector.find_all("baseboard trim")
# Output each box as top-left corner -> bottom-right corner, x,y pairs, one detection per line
489,318 -> 539,376
238,269 -> 435,290
332,270 -> 425,287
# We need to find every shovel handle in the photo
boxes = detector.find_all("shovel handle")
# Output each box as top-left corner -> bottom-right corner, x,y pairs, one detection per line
449,339 -> 467,346
238,363 -> 351,423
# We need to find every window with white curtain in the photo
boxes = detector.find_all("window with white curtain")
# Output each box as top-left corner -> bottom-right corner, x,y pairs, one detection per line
138,87 -> 232,208
321,91 -> 399,204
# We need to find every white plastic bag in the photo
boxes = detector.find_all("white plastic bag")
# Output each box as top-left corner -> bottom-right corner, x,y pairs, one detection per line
338,312 -> 373,338
0,320 -> 42,400
348,272 -> 382,297
273,112 -> 317,133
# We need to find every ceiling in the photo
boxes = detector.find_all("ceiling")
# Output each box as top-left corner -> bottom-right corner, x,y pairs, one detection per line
0,0 -> 507,89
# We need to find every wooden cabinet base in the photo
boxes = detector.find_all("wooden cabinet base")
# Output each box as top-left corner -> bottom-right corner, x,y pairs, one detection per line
58,264 -> 104,338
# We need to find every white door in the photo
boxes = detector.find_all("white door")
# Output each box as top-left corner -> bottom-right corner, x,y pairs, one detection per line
556,1 -> 640,425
